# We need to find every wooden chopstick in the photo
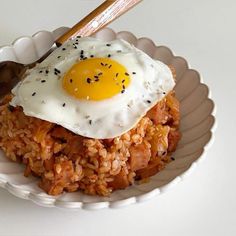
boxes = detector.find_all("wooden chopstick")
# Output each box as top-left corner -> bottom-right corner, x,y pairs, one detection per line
56,0 -> 142,46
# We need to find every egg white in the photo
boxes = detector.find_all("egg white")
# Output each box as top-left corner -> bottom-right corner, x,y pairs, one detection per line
11,37 -> 175,138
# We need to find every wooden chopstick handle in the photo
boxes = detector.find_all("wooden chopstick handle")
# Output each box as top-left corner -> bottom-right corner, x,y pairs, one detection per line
56,0 -> 142,46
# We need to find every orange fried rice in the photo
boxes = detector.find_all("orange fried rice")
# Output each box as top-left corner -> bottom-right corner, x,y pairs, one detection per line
0,92 -> 180,196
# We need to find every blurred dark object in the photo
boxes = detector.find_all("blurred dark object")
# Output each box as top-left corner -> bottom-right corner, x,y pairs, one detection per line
0,61 -> 27,99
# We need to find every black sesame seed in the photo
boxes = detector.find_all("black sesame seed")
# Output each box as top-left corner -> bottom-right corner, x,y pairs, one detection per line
162,151 -> 167,156
54,68 -> 61,73
75,42 -> 79,45
121,90 -> 125,94
107,54 -> 111,58
171,157 -> 175,161
39,70 -> 43,73
41,80 -> 46,83
62,48 -> 66,51
54,69 -> 60,76
146,100 -> 151,103
116,73 -> 119,77
80,50 -> 84,54
104,63 -> 108,66
90,55 -> 94,58
77,35 -> 81,38
122,85 -> 125,89
75,39 -> 79,42
62,103 -> 66,107
57,56 -> 61,59
94,76 -> 99,79
89,120 -> 92,125
108,65 -> 112,68
163,92 -> 166,95
83,57 -> 87,60
45,70 -> 49,74
73,46 -> 77,49
98,72 -> 103,76
70,79 -> 73,83
122,79 -> 125,83
125,72 -> 129,76
87,78 -> 91,83
106,43 -> 111,46
132,72 -> 136,74
117,50 -> 122,53
32,92 -> 36,96
101,62 -> 104,66
95,78 -> 99,82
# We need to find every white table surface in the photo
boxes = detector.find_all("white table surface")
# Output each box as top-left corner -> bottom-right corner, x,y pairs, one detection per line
0,0 -> 235,235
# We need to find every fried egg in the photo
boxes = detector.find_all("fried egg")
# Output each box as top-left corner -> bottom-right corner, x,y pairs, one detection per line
11,37 -> 175,138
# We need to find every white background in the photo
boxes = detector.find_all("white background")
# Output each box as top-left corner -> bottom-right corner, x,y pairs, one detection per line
0,0 -> 235,235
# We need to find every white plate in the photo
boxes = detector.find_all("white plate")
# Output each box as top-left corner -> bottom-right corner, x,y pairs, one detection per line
0,27 -> 216,210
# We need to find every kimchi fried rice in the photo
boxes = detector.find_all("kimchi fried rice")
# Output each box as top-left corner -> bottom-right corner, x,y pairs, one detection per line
0,91 -> 180,196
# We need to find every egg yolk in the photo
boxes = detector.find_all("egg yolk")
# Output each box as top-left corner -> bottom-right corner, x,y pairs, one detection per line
62,58 -> 130,101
